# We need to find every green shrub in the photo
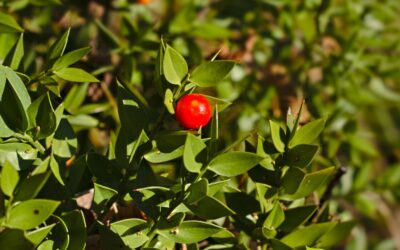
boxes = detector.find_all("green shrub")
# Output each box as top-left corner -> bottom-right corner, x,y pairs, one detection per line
1,0 -> 399,249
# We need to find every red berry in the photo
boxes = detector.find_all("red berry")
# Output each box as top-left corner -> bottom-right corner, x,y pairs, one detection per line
137,0 -> 151,4
176,94 -> 212,130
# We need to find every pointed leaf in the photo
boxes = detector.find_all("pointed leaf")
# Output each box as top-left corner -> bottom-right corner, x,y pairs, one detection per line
289,118 -> 325,148
269,120 -> 285,153
282,167 -> 305,194
164,88 -> 175,114
278,205 -> 318,232
0,69 -> 5,100
14,172 -> 51,202
48,28 -> 70,62
27,93 -> 57,139
110,219 -> 149,249
25,224 -> 56,247
52,47 -> 91,71
189,60 -> 235,87
3,65 -> 31,109
61,210 -> 87,250
286,144 -> 319,168
186,195 -> 234,219
3,33 -> 24,70
264,201 -> 285,229
316,221 -> 357,248
54,67 -> 99,83
208,152 -> 264,177
183,134 -> 206,173
281,222 -> 336,247
158,220 -> 223,244
186,179 -> 208,204
6,199 -> 60,230
163,45 -> 188,85
50,153 -> 65,186
144,146 -> 184,164
284,167 -> 335,200
0,12 -> 23,33
94,182 -> 118,205
1,161 -> 19,197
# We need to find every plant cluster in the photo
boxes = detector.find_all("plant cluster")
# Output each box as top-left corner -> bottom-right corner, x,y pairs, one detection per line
1,0 -> 400,249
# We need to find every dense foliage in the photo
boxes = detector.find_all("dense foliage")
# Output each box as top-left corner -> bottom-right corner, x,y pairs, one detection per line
0,0 -> 399,249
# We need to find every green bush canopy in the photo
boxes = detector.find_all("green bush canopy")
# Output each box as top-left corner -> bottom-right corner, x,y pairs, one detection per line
0,0 -> 399,249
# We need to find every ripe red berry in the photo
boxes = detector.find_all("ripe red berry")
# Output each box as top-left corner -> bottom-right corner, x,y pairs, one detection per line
175,94 -> 212,130
137,0 -> 151,4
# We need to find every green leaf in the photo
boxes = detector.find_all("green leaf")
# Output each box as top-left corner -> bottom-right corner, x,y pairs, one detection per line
203,95 -> 232,112
183,134 -> 206,173
0,12 -> 23,33
269,120 -> 285,153
51,118 -> 77,158
189,60 -> 235,87
6,199 -> 60,230
14,172 -> 51,202
264,201 -> 285,229
144,146 -> 184,164
54,67 -> 99,83
208,152 -> 264,177
50,153 -> 65,186
40,76 -> 60,96
211,228 -> 237,244
3,33 -> 24,70
61,210 -> 87,250
208,180 -> 229,196
289,118 -> 325,149
25,224 -> 56,247
27,93 -> 57,139
67,114 -> 99,130
0,142 -> 37,171
0,229 -> 35,250
93,183 -> 118,213
163,45 -> 188,85
49,215 -> 70,250
37,240 -> 55,250
158,220 -> 223,244
29,0 -> 62,6
115,82 -> 148,165
1,66 -> 31,130
316,221 -> 357,248
2,66 -> 30,109
48,28 -> 70,63
283,167 -> 335,200
0,69 -> 5,100
64,83 -> 89,114
185,195 -> 234,219
278,205 -> 318,232
110,219 -> 149,249
285,144 -> 319,168
52,47 -> 91,71
163,88 -> 175,114
157,212 -> 185,231
186,178 -> 208,204
282,167 -> 305,194
0,161 -> 19,197
281,222 -> 336,247
269,239 -> 293,250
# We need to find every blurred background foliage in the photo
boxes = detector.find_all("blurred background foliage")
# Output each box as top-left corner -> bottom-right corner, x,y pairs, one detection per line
1,0 -> 400,249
